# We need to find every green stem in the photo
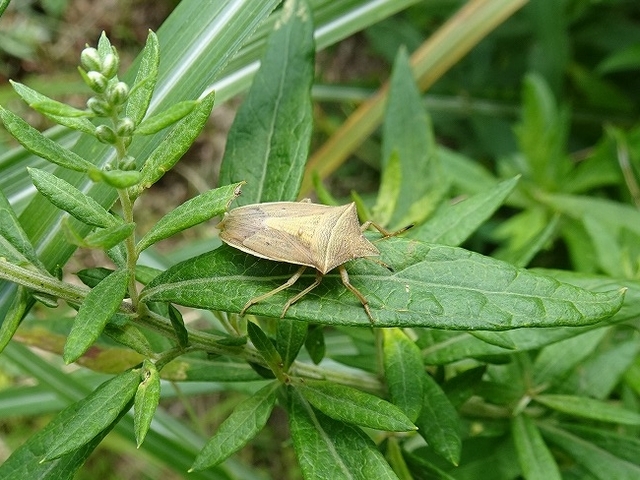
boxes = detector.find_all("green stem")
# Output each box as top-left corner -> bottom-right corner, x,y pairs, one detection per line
117,188 -> 140,308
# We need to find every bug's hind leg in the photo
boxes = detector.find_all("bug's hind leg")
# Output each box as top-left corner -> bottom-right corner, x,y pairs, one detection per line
339,265 -> 374,323
280,269 -> 323,318
241,266 -> 307,316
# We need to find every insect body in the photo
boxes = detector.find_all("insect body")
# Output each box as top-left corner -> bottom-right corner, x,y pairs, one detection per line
218,201 -> 395,322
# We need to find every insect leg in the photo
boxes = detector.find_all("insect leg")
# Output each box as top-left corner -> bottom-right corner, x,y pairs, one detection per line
241,266 -> 307,316
361,221 -> 414,239
280,269 -> 323,318
338,265 -> 374,323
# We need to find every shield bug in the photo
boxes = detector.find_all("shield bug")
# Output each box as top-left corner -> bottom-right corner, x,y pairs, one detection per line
218,200 -> 408,322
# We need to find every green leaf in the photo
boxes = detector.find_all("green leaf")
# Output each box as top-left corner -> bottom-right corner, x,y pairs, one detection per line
28,168 -> 117,228
597,43 -> 640,74
134,91 -> 215,195
136,182 -> 243,253
76,267 -> 113,288
0,106 -> 95,172
0,286 -> 29,353
382,328 -> 424,423
415,373 -> 461,465
287,387 -> 400,480
63,268 -> 129,364
140,239 -> 624,328
0,187 -> 44,269
83,223 -> 135,250
90,168 -> 142,188
511,415 -> 562,480
190,381 -> 278,471
41,369 -> 140,461
535,394 -> 640,425
304,324 -> 325,364
218,0 -> 315,204
160,357 -> 260,383
540,422 -> 640,480
381,47 -> 439,227
371,151 -> 401,226
168,304 -> 189,348
126,30 -> 160,125
247,321 -> 284,378
296,379 -> 416,432
412,176 -> 520,246
276,318 -> 308,370
135,100 -> 198,135
134,360 -> 161,448
0,375 -> 132,479
104,323 -> 154,357
9,81 -> 96,135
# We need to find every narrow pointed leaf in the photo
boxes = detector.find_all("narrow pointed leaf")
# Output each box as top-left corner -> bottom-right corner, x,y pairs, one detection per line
247,321 -> 284,377
134,360 -> 161,448
136,182 -> 242,253
126,30 -> 160,125
135,100 -> 198,135
0,188 -> 44,269
415,373 -> 461,465
296,379 -> 416,432
512,415 -> 562,480
28,168 -> 117,228
83,223 -> 135,250
219,0 -> 315,204
191,381 -> 278,471
135,92 -> 215,195
382,328 -> 424,422
140,239 -> 624,328
63,268 -> 129,364
535,394 -> 640,425
42,369 -> 140,461
168,304 -> 189,348
0,286 -> 29,352
0,107 -> 95,172
287,388 -> 399,480
276,318 -> 308,369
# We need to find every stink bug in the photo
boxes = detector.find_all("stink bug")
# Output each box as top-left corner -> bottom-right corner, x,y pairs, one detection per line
218,200 -> 408,322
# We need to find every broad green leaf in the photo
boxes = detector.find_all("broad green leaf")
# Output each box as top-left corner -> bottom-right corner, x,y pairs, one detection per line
296,379 -> 416,432
135,100 -> 198,135
219,0 -> 315,204
9,81 -> 96,135
0,286 -> 28,353
140,239 -> 624,328
381,47 -> 439,227
63,268 -> 129,364
190,381 -> 278,471
382,328 -> 424,422
134,91 -> 215,195
134,360 -> 161,447
277,318 -> 308,369
83,223 -> 135,250
0,107 -> 94,171
126,30 -> 160,125
168,304 -> 189,348
0,375 -> 133,479
412,176 -> 520,246
287,387 -> 400,480
415,372 -> 461,465
511,415 -> 561,480
247,321 -> 284,378
535,394 -> 640,425
41,369 -> 140,461
136,182 -> 242,253
28,168 -> 117,228
540,422 -> 640,480
0,187 -> 44,269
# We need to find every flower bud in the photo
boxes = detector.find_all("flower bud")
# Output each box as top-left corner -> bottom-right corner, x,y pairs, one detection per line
80,47 -> 102,72
87,97 -> 111,116
101,51 -> 119,78
120,155 -> 136,170
107,81 -> 129,106
95,125 -> 118,144
116,117 -> 135,137
86,71 -> 108,93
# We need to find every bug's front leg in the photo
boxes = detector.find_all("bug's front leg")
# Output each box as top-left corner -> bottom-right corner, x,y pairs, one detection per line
280,269 -> 323,318
241,266 -> 307,316
338,265 -> 375,323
